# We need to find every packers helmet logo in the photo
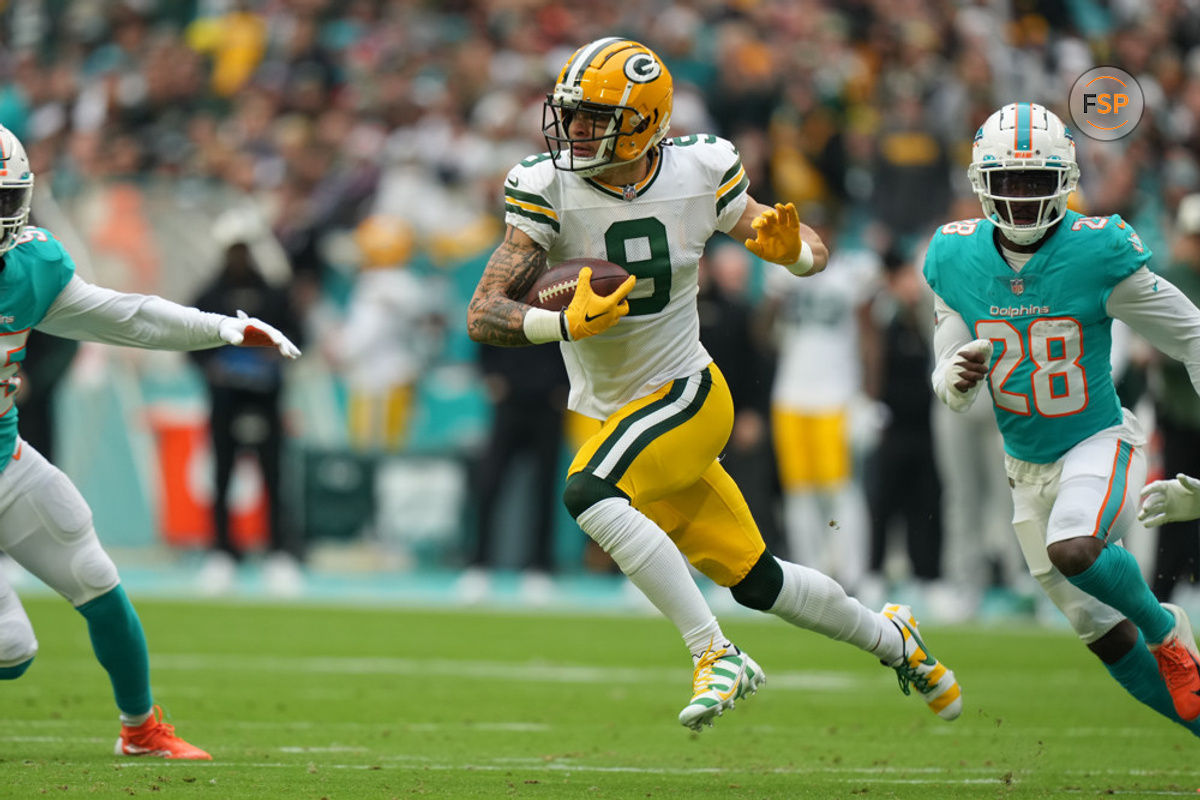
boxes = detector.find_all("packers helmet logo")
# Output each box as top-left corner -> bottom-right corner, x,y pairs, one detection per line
624,53 -> 661,83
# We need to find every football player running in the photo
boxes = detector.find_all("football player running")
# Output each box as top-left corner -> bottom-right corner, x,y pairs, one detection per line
467,38 -> 962,730
0,124 -> 300,758
925,102 -> 1200,735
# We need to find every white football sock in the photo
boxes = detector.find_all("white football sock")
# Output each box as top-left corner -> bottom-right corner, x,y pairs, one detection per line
769,557 -> 902,663
577,498 -> 725,656
120,709 -> 153,727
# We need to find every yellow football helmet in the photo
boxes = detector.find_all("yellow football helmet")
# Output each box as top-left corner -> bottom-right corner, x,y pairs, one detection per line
354,215 -> 413,269
543,38 -> 672,177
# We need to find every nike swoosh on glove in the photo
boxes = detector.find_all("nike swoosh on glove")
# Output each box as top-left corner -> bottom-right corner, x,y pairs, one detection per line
218,310 -> 301,359
562,266 -> 635,341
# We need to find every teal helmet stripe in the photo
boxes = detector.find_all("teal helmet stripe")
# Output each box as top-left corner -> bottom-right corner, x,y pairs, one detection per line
1015,102 -> 1032,152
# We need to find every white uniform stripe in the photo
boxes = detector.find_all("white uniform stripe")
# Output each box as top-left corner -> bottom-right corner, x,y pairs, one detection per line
593,373 -> 702,480
565,37 -> 623,88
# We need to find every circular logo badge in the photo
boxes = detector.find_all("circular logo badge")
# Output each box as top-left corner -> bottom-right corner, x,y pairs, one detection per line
624,53 -> 661,83
1069,66 -> 1144,141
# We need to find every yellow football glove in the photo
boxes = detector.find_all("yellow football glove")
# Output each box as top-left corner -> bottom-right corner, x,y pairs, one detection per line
744,202 -> 813,274
562,267 -> 636,340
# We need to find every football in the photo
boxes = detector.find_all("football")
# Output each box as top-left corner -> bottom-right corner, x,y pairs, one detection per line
524,258 -> 632,312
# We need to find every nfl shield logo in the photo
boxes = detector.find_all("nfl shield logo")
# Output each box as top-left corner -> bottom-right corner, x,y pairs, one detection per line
1010,278 -> 1025,296
622,184 -> 638,201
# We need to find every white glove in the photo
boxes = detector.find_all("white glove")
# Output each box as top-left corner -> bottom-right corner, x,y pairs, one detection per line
934,338 -> 993,412
218,310 -> 301,359
1138,473 -> 1200,527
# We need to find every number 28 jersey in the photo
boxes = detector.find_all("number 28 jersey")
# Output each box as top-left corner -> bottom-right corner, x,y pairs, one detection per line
923,210 -> 1151,463
504,136 -> 750,420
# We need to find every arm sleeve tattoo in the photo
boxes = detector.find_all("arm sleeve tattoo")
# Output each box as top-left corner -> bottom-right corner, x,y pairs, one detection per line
466,229 -> 549,347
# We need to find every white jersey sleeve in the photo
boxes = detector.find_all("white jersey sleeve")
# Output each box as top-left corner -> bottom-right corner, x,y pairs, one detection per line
1107,267 -> 1200,397
503,155 -> 561,251
38,275 -> 226,350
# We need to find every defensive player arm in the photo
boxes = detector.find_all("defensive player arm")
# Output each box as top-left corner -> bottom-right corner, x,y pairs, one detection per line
38,276 -> 226,349
931,292 -> 992,412
37,276 -> 300,357
1108,267 -> 1200,394
466,225 -> 550,347
731,197 -> 829,276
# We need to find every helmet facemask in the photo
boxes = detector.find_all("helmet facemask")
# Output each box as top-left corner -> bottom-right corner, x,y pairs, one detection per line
0,126 -> 34,255
543,92 -> 653,178
967,103 -> 1079,247
969,165 -> 1077,246
542,39 -> 672,179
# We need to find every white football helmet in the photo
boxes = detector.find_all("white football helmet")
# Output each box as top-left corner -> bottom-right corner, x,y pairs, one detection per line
967,103 -> 1079,245
0,125 -> 33,255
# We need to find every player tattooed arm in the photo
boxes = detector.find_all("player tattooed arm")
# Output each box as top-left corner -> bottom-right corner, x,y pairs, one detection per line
467,225 -> 549,347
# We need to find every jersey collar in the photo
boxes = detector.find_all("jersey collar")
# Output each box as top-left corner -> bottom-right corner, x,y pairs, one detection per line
586,148 -> 663,201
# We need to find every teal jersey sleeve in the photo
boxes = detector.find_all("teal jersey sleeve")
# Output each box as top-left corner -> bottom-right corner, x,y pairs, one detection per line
922,212 -> 1137,463
0,227 -> 77,470
1092,213 -> 1152,303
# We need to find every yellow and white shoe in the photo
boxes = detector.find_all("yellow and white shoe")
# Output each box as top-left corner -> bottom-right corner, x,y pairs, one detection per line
677,642 -> 765,731
881,603 -> 962,721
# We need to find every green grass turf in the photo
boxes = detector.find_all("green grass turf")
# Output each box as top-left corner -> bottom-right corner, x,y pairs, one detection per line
1,596 -> 1198,799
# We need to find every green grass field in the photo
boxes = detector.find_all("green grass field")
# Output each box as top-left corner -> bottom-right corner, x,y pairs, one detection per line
2,595 -> 1198,799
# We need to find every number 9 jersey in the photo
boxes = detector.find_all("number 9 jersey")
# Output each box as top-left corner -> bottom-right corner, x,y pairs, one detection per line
923,210 -> 1151,464
504,135 -> 749,420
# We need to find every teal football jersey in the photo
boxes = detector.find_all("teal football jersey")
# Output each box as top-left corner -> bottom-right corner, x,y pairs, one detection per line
0,227 -> 76,470
923,210 -> 1151,463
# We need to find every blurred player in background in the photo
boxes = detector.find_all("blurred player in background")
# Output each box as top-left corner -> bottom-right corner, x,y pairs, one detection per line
333,215 -> 442,453
926,102 -> 1200,736
468,38 -> 962,731
0,124 -> 300,758
765,224 -> 878,597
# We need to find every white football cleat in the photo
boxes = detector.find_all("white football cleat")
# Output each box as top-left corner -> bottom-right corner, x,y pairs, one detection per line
882,603 -> 962,721
678,642 -> 765,731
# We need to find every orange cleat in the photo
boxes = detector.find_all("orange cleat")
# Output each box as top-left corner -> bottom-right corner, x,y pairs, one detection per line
115,705 -> 211,760
1152,603 -> 1200,723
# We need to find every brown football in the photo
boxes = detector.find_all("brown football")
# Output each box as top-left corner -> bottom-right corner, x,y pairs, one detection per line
524,258 -> 632,312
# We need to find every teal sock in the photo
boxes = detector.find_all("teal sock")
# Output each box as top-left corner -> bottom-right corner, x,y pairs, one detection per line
0,657 -> 33,679
1067,544 -> 1174,644
75,585 -> 153,716
1104,629 -> 1200,737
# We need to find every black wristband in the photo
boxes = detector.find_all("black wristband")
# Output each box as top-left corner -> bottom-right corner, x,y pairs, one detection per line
558,311 -> 570,341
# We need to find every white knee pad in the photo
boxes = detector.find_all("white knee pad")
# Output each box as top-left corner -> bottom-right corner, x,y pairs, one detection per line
6,528 -> 119,607
0,582 -> 38,667
33,467 -> 94,546
68,537 -> 121,605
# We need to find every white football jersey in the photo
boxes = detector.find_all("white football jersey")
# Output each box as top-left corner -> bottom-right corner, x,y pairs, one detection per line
767,248 -> 881,410
504,136 -> 750,419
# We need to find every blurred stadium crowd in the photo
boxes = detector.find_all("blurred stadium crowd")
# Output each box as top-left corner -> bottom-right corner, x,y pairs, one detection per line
3,0 -> 1200,615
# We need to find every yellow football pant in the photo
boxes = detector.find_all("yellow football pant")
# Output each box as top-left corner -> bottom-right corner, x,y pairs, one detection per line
567,364 -> 766,586
772,407 -> 851,489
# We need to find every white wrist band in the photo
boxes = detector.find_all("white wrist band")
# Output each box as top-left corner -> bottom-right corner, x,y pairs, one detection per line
785,240 -> 815,276
523,307 -> 568,343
